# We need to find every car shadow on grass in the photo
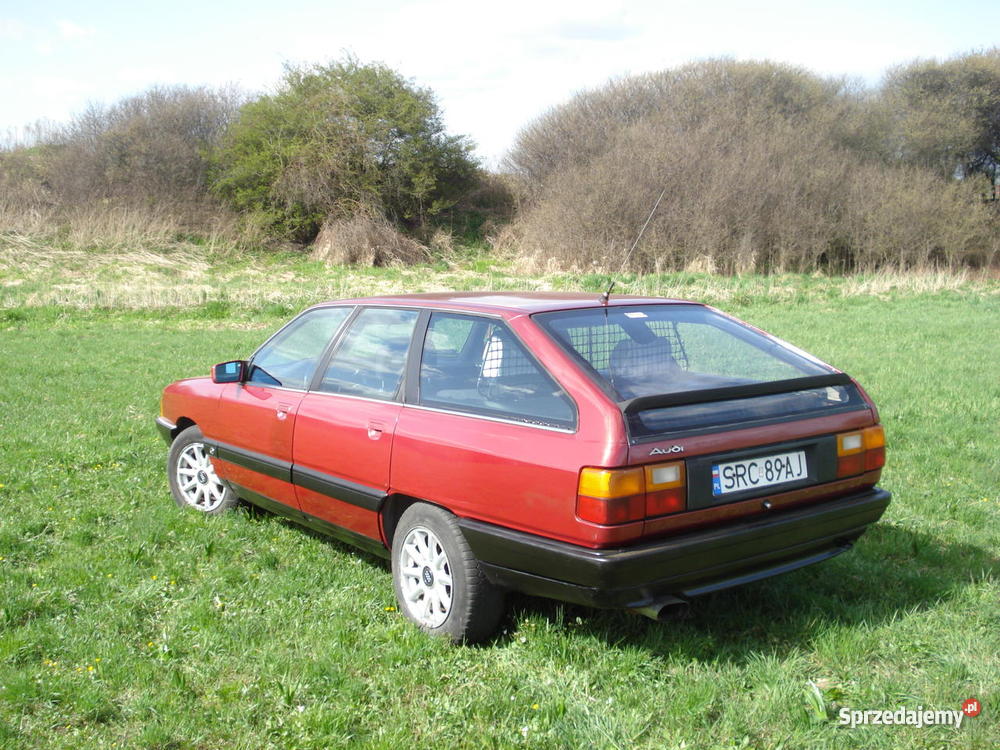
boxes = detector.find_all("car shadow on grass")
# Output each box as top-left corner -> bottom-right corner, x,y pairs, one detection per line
499,521 -> 999,660
238,502 -> 392,571
238,503 -> 997,656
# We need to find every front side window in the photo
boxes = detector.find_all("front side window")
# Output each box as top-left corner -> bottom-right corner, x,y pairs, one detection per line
316,307 -> 419,400
418,312 -> 575,429
247,306 -> 352,389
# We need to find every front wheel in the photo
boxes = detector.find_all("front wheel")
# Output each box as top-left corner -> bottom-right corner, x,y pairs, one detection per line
167,425 -> 238,514
391,503 -> 504,644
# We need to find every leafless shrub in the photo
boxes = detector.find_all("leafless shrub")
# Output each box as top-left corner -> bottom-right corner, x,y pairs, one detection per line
311,207 -> 427,266
0,85 -> 247,247
429,228 -> 454,254
504,59 -> 999,273
42,85 -> 244,205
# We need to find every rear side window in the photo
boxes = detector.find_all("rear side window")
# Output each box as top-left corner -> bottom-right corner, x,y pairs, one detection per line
247,306 -> 352,390
317,307 -> 419,400
418,312 -> 575,429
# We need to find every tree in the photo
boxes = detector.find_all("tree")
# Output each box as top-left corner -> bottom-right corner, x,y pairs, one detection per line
882,49 -> 1000,184
210,58 -> 478,241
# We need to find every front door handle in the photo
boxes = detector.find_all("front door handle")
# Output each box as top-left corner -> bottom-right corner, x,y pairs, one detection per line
276,401 -> 293,421
367,420 -> 385,440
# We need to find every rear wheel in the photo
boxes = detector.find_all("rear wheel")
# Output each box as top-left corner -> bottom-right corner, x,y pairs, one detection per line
167,425 -> 238,514
392,503 -> 504,644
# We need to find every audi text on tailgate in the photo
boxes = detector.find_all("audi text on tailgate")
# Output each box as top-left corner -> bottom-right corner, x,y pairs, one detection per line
157,293 -> 890,642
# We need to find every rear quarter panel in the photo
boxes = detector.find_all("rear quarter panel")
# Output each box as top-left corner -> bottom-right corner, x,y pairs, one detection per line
390,312 -> 632,547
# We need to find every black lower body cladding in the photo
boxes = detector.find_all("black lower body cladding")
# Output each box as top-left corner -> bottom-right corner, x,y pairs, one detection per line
459,488 -> 891,609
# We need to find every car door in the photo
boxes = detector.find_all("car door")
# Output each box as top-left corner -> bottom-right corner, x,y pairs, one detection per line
209,306 -> 353,509
292,306 -> 420,540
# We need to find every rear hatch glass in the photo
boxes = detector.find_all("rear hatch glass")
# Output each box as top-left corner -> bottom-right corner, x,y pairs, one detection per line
533,304 -> 869,438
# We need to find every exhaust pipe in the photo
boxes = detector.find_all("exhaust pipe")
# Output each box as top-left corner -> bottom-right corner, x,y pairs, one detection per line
629,595 -> 690,621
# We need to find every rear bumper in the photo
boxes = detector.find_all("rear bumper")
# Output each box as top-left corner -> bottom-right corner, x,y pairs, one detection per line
459,487 -> 891,609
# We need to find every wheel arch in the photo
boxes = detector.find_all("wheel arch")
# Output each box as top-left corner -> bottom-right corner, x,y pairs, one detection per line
381,493 -> 453,549
171,417 -> 196,442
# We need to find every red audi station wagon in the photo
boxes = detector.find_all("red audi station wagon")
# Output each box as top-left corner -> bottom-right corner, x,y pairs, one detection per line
156,293 -> 890,642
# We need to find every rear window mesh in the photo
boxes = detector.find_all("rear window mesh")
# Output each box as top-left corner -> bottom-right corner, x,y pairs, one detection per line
564,320 -> 689,372
482,329 -> 537,377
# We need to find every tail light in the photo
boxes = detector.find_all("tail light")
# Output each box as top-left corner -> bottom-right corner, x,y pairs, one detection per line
836,425 -> 885,477
577,461 -> 686,525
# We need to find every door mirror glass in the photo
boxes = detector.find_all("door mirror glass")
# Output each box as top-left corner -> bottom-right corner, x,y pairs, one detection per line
212,360 -> 246,384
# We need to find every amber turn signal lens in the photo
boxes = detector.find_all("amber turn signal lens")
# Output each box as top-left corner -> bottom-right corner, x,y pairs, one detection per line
862,425 -> 885,450
578,467 -> 644,499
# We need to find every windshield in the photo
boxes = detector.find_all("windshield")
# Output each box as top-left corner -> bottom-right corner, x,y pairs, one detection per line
533,304 -> 830,400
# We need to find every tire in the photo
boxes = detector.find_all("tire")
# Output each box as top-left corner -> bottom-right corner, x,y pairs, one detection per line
391,503 -> 505,644
167,425 -> 238,514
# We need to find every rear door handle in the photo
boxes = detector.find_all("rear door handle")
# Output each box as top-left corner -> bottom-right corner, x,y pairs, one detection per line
367,420 -> 385,440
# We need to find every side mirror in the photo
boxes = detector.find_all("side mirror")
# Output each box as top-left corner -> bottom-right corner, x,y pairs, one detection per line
212,360 -> 247,384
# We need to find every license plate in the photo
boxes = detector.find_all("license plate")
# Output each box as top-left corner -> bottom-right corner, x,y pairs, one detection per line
712,450 -> 807,496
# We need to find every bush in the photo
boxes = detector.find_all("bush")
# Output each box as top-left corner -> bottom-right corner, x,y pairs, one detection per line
0,85 -> 247,247
26,85 -> 241,205
503,59 -> 998,273
211,57 -> 479,242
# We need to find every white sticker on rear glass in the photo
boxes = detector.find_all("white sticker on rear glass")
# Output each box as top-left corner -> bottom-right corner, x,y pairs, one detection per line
624,312 -> 648,318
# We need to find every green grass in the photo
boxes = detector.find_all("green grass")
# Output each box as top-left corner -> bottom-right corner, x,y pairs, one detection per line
0,245 -> 998,748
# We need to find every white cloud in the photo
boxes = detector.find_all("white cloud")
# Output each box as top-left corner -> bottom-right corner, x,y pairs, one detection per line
57,19 -> 96,41
0,18 -> 26,39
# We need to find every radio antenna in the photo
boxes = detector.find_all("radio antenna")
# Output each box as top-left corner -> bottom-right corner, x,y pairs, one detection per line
600,187 -> 667,305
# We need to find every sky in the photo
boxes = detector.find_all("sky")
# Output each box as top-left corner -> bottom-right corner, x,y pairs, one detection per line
1,0 -> 997,166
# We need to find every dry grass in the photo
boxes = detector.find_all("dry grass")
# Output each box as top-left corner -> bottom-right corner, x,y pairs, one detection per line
1,236 -> 996,313
311,210 -> 427,266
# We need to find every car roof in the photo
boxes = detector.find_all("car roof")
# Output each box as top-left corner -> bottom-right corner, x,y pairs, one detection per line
319,291 -> 700,316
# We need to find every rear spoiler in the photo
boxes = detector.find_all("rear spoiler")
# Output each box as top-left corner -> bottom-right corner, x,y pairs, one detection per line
618,373 -> 853,415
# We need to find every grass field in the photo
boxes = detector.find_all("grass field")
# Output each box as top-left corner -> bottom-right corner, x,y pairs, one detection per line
1,239 -> 998,749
